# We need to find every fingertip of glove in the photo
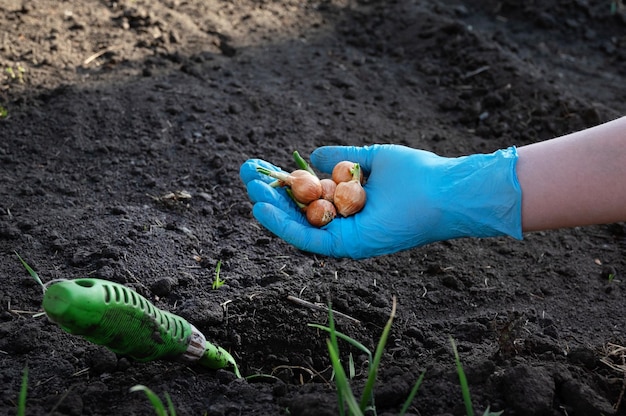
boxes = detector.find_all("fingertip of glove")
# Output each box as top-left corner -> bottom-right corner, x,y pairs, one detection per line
252,201 -> 277,223
253,204 -> 330,257
239,159 -> 260,183
246,179 -> 281,205
252,202 -> 294,239
240,159 -> 282,184
253,203 -> 354,259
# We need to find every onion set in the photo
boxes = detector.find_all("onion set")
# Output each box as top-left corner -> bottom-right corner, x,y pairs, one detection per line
332,160 -> 364,185
333,162 -> 366,217
306,198 -> 337,227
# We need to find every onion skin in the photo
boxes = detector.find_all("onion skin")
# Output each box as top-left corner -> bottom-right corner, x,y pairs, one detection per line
332,161 -> 364,184
256,167 -> 322,204
333,163 -> 366,217
306,199 -> 337,227
275,169 -> 313,190
288,170 -> 322,204
320,178 -> 337,202
334,181 -> 366,216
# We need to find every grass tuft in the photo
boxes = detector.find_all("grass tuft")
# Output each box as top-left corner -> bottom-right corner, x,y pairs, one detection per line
360,297 -> 397,410
130,385 -> 177,416
312,297 -> 424,415
451,337 -> 474,416
17,366 -> 28,416
211,260 -> 226,290
451,337 -> 503,416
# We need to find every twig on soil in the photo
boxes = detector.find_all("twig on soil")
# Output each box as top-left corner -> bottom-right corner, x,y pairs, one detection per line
463,65 -> 490,79
220,300 -> 232,325
286,295 -> 361,325
601,343 -> 626,372
600,342 -> 626,411
83,46 -> 116,66
71,368 -> 90,377
48,385 -> 75,415
8,308 -> 43,316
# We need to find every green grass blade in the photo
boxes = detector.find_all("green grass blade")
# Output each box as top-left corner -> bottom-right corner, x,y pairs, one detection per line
212,260 -> 225,290
451,338 -> 474,416
15,252 -> 45,293
399,370 -> 426,416
17,365 -> 28,416
482,405 -> 503,416
348,353 -> 356,379
327,339 -> 363,416
307,324 -> 372,359
164,392 -> 177,416
359,297 -> 397,411
130,385 -> 168,416
326,305 -> 346,416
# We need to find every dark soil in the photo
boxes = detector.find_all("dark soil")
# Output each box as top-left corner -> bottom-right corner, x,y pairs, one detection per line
1,1 -> 626,415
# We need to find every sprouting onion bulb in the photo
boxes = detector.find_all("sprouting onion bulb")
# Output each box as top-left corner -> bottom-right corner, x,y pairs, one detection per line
333,163 -> 366,217
332,160 -> 364,184
306,199 -> 337,227
257,167 -> 322,204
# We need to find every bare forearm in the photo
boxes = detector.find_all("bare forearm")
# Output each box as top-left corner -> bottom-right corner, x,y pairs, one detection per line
516,116 -> 626,232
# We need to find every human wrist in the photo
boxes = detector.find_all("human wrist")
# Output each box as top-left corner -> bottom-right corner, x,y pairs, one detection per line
431,147 -> 523,241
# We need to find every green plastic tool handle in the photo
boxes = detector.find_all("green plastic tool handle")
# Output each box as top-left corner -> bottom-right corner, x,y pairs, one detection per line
42,278 -> 240,376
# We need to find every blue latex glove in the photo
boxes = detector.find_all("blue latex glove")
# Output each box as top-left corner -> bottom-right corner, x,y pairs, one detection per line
240,145 -> 522,259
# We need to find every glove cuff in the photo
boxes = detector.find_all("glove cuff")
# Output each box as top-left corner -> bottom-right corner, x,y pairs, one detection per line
439,146 -> 523,240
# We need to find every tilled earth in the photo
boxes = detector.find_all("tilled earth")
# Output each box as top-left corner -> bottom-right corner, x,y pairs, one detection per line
1,1 -> 626,415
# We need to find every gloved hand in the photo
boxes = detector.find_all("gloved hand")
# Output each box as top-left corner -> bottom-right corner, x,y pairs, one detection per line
240,144 -> 522,259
